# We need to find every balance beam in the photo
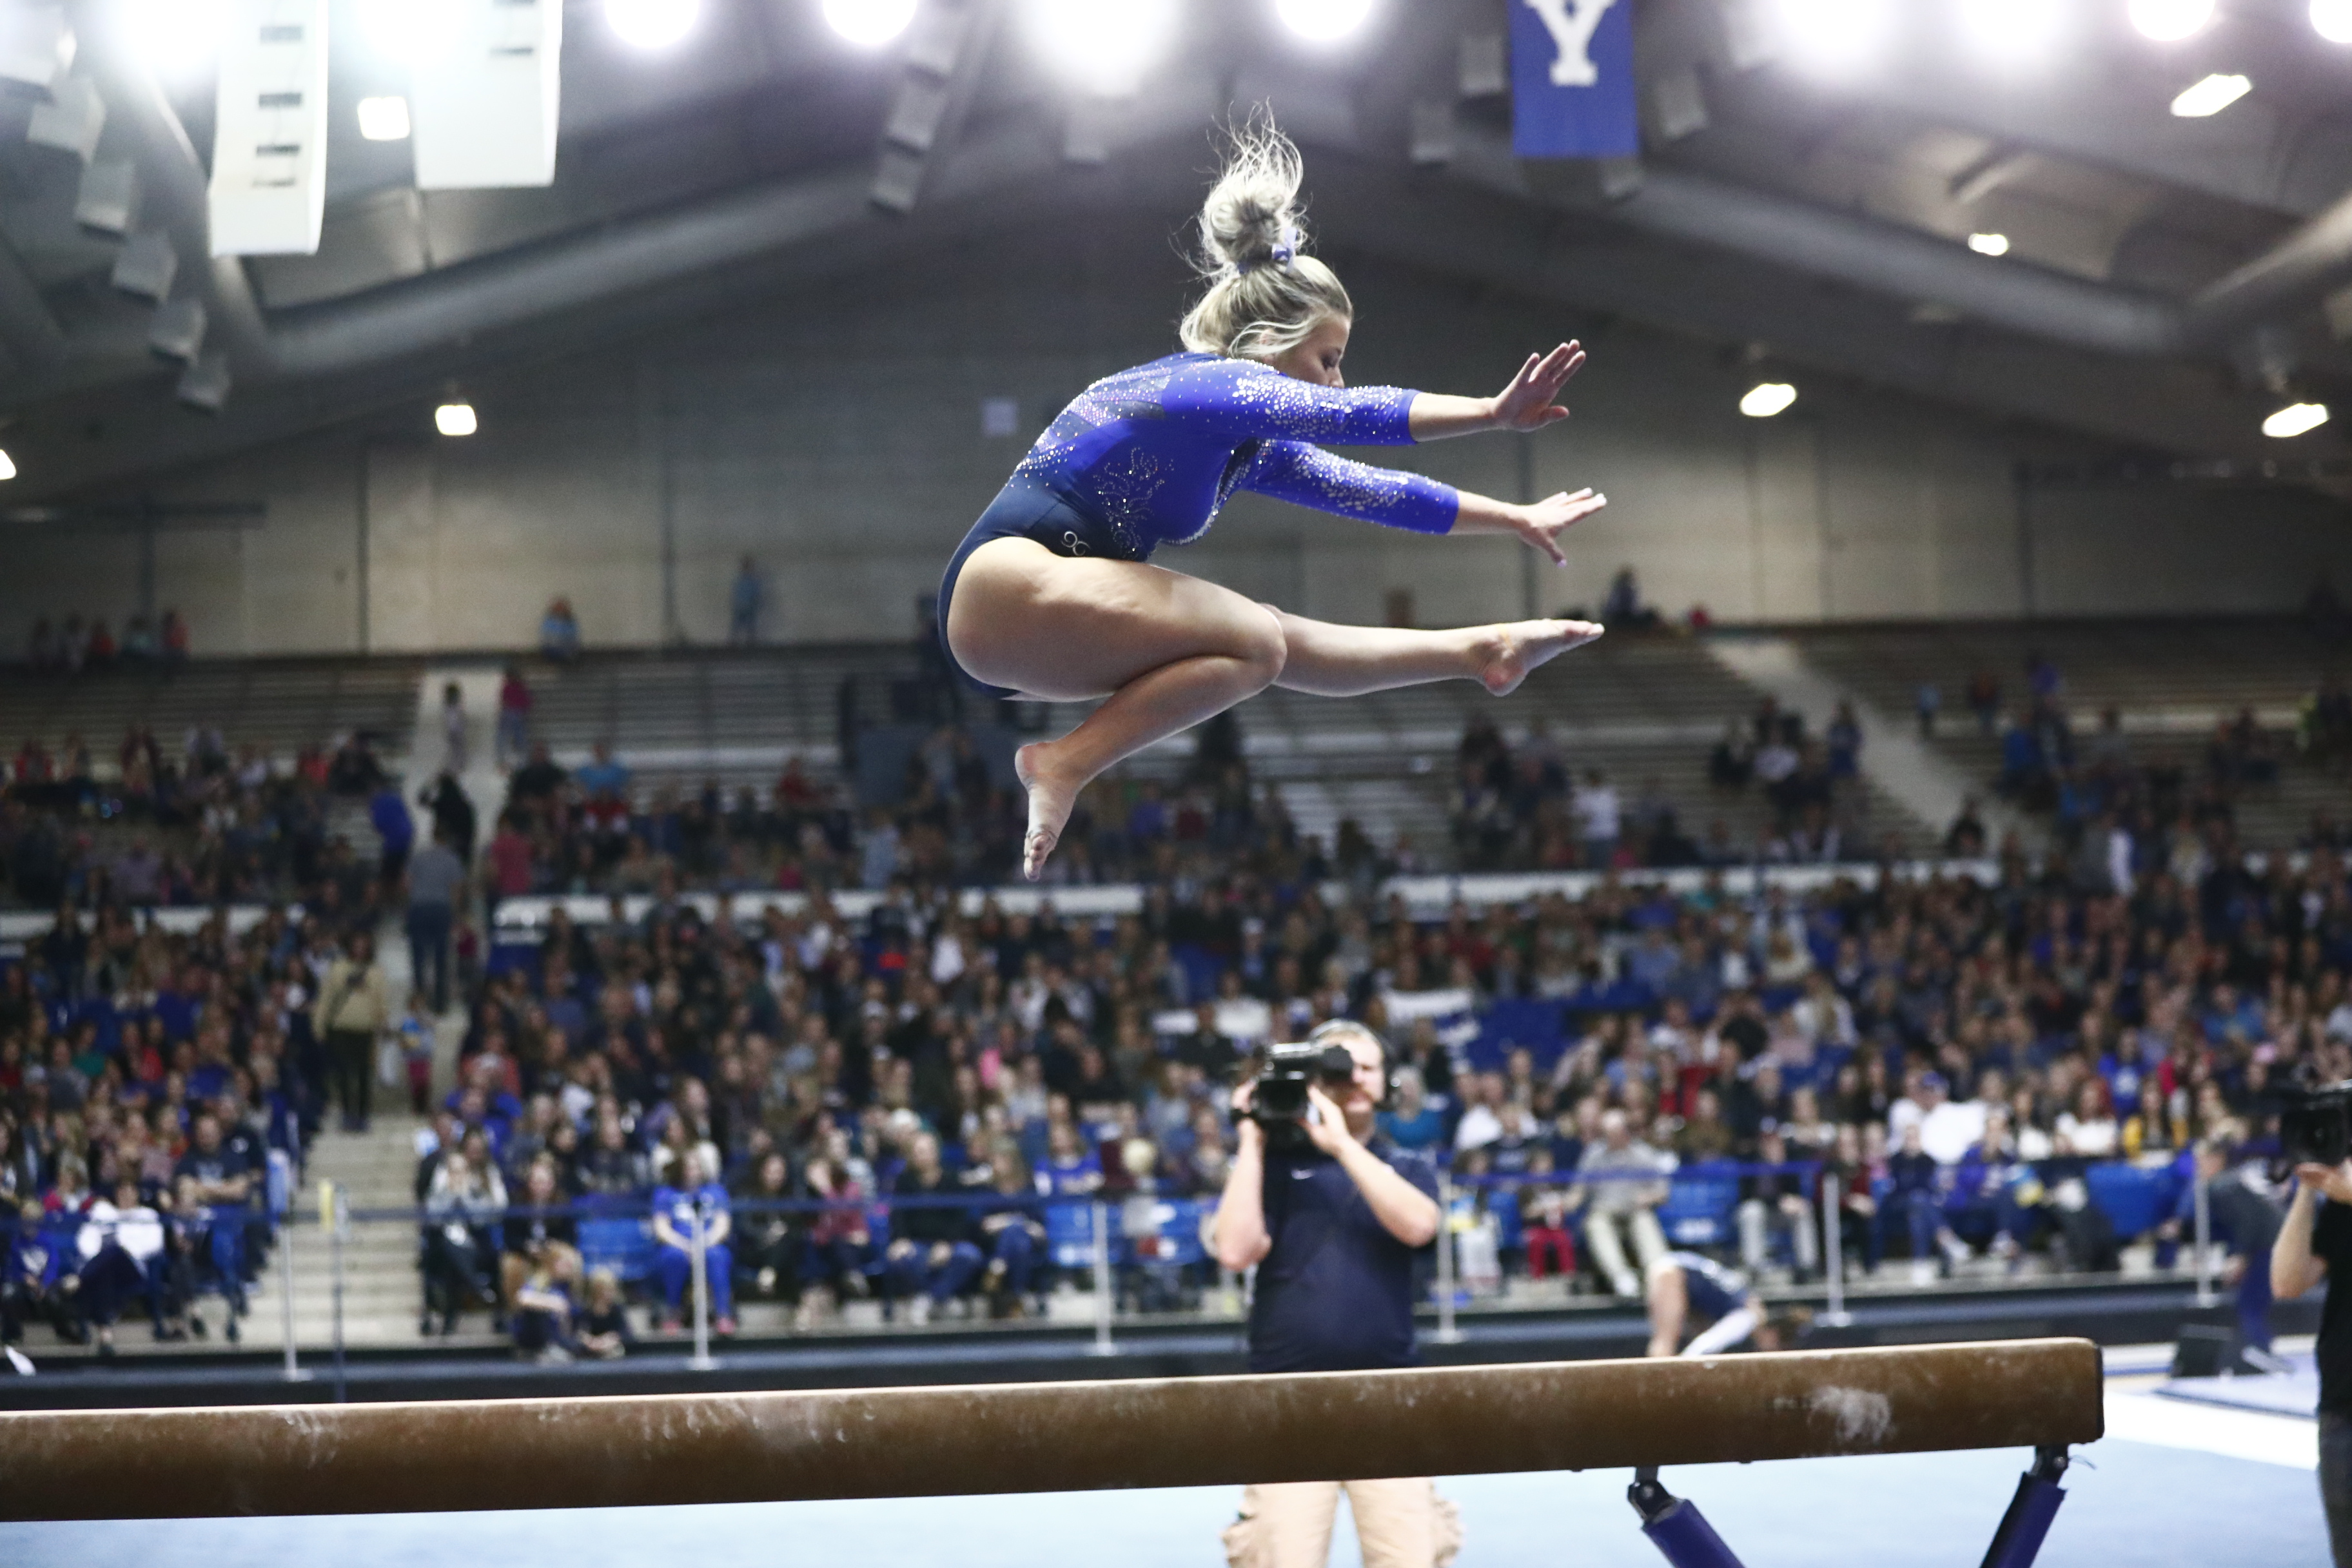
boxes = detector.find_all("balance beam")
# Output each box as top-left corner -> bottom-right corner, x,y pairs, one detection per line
0,1340 -> 2103,1522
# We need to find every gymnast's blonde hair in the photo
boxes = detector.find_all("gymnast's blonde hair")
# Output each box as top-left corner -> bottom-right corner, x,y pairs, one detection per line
1177,115 -> 1353,362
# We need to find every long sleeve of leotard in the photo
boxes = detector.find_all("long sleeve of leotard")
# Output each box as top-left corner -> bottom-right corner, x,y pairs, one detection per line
1157,358 -> 1422,447
1239,439 -> 1459,534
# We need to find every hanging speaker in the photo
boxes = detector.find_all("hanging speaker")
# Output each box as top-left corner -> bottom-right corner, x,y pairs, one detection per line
411,0 -> 562,190
209,0 -> 330,255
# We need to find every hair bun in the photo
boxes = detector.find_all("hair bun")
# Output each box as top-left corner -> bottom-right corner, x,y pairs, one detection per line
1197,115 -> 1306,278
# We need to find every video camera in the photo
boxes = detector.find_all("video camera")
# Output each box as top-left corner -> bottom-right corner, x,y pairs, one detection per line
1247,1040 -> 1358,1155
2278,1080 -> 2352,1168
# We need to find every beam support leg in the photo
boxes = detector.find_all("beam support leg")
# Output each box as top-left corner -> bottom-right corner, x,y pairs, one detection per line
1977,1447 -> 2071,1568
1628,1467 -> 1749,1568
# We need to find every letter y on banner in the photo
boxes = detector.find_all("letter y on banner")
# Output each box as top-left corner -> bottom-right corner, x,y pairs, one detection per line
1511,0 -> 1638,159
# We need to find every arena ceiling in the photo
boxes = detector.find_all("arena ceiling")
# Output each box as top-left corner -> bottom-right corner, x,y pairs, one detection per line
0,0 -> 2349,503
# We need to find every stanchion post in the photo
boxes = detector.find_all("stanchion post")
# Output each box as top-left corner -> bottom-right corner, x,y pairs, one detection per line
278,1203 -> 308,1383
1820,1171 -> 1850,1328
329,1183 -> 348,1404
1434,1173 -> 1462,1345
2191,1173 -> 2218,1309
689,1194 -> 717,1372
1089,1200 -> 1116,1357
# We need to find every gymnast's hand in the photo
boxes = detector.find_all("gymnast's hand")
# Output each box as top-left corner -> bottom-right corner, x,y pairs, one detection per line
1513,488 -> 1610,565
1488,342 -> 1585,433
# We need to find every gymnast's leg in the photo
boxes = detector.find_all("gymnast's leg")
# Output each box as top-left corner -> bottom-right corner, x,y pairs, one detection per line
1268,611 -> 1602,698
949,538 -> 1606,878
1644,1259 -> 1687,1358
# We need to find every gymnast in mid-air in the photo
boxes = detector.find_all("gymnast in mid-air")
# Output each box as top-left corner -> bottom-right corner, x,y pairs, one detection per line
939,119 -> 1612,881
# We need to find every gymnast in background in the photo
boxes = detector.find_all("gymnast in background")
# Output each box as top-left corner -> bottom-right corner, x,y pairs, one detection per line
937,118 -> 1612,881
1646,1250 -> 1805,1358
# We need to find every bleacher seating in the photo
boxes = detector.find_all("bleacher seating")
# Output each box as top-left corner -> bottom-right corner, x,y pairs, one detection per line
0,655 -> 424,766
1791,616 -> 2344,849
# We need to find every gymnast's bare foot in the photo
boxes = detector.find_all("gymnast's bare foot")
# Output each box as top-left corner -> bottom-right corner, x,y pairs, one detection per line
1014,741 -> 1085,882
1478,619 -> 1605,696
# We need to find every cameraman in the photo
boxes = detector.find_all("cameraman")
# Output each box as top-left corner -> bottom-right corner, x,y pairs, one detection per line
2271,1156 -> 2352,1563
1210,1023 -> 1456,1568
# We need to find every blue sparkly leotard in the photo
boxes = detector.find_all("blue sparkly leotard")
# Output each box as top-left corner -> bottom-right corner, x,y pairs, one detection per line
937,351 -> 1460,696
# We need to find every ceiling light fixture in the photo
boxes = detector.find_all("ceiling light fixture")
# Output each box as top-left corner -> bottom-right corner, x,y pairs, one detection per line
2170,72 -> 2249,116
1020,0 -> 1180,94
1770,0 -> 1897,75
2263,402 -> 2329,438
355,96 -> 411,141
2313,0 -> 2352,43
435,403 -> 478,437
822,0 -> 917,46
1954,0 -> 2069,68
1741,383 -> 1798,418
605,0 -> 701,50
0,450 -> 16,482
2128,0 -> 2214,41
1275,0 -> 1375,43
1968,231 -> 2011,256
124,0 -> 231,80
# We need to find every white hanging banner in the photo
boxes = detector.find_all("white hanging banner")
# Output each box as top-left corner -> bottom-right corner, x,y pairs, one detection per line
208,0 -> 329,255
411,0 -> 563,190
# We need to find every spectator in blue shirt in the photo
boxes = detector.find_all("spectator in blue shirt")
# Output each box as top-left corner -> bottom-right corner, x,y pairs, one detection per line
540,597 -> 580,663
729,556 -> 762,645
369,779 -> 415,891
573,740 -> 631,800
1375,1064 -> 1446,1154
651,1148 -> 735,1337
1879,1122 -> 1945,1282
3,1197 -> 83,1349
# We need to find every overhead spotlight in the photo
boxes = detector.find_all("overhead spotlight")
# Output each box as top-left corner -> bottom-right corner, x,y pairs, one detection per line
1275,0 -> 1375,43
355,97 -> 411,142
123,0 -> 231,81
1741,382 -> 1798,418
2313,0 -> 2352,43
1020,0 -> 1180,94
2128,0 -> 2213,41
1769,0 -> 1897,75
356,0 -> 467,66
0,451 -> 15,482
823,0 -> 917,46
2170,73 -> 2249,116
1954,0 -> 2069,68
605,0 -> 701,50
1967,231 -> 2011,256
2264,402 -> 2329,438
435,402 -> 478,437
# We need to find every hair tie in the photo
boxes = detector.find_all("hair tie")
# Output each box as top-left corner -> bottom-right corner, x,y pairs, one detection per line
1237,223 -> 1302,276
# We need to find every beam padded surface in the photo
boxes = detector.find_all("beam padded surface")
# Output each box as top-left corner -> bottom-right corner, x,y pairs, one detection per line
0,1340 -> 2104,1521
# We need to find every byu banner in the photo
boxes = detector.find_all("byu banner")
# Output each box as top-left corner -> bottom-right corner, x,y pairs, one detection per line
1511,0 -> 1639,160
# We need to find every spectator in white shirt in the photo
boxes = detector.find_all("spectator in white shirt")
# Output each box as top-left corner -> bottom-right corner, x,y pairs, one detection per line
1890,1071 -> 1987,1166
1573,770 -> 1621,868
2053,1079 -> 2120,1158
1566,1109 -> 1674,1297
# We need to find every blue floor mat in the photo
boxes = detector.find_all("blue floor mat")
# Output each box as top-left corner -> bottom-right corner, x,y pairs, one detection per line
0,1439 -> 2320,1567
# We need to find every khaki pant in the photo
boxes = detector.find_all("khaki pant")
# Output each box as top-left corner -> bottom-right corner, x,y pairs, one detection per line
1585,1206 -> 1668,1297
1222,1479 -> 1462,1568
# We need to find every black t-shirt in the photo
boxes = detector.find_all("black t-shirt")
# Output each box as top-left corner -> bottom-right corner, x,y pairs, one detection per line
2315,1200 -> 2352,1414
1248,1138 -> 1439,1375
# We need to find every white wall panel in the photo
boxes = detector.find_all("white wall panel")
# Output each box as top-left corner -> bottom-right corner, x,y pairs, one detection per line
411,0 -> 562,190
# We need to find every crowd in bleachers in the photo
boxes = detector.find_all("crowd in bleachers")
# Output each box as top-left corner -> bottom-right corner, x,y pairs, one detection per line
0,722 -> 418,914
1449,692 -> 1874,874
398,776 -> 2337,1353
21,610 -> 190,675
1,905 -> 320,1356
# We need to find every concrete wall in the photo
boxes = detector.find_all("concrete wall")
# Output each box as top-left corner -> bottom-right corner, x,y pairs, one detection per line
19,220 -> 2349,656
